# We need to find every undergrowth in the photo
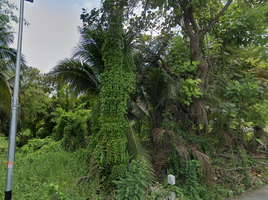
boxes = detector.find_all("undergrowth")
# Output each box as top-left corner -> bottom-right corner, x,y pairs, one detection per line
1,136 -> 268,199
0,137 -> 90,199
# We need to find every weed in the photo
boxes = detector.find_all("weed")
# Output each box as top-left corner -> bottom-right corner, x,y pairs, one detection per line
0,137 -> 90,199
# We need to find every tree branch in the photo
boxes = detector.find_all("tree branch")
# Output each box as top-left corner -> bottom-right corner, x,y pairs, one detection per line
136,46 -> 170,75
189,7 -> 199,35
17,132 -> 28,143
148,51 -> 170,74
183,6 -> 195,38
200,0 -> 233,37
211,74 -> 227,85
142,0 -> 149,19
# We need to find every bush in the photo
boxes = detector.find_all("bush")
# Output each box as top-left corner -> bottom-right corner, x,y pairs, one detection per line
113,157 -> 153,200
20,137 -> 58,155
53,111 -> 89,151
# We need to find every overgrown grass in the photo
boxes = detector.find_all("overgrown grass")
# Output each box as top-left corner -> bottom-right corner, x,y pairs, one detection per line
2,136 -> 268,199
0,137 -> 91,199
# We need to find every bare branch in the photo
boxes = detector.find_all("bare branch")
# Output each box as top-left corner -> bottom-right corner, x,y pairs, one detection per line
200,0 -> 233,36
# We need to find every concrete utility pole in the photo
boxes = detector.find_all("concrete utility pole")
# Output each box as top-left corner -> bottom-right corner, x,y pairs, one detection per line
5,0 -> 33,199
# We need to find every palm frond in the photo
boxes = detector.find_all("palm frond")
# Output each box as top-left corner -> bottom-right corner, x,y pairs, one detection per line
128,100 -> 149,123
135,86 -> 150,113
157,77 -> 180,110
145,68 -> 168,108
74,28 -> 105,74
152,128 -> 190,159
188,145 -> 213,186
152,128 -> 213,186
0,70 -> 11,114
0,24 -> 14,47
51,58 -> 101,95
190,98 -> 208,132
126,117 -> 156,183
73,42 -> 104,73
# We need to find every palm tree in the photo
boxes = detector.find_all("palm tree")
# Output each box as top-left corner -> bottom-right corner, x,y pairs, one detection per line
127,35 -> 213,183
0,13 -> 27,136
51,20 -> 137,96
50,27 -> 105,95
0,66 -> 12,114
0,13 -> 23,115
128,65 -> 213,183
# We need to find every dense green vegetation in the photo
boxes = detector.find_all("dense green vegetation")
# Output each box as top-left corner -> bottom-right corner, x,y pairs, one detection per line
2,0 -> 268,199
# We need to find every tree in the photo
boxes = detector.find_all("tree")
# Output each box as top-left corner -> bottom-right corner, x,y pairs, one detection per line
85,0 -> 136,182
139,0 -> 268,135
0,12 -> 16,114
51,13 -> 105,95
0,0 -> 27,136
131,41 -> 212,182
45,0 -> 268,196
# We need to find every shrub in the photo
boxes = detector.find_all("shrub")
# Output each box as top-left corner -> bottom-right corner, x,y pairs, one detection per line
113,157 -> 151,200
53,111 -> 89,151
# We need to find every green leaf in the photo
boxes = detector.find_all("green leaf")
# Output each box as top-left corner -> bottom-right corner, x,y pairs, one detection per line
256,139 -> 264,145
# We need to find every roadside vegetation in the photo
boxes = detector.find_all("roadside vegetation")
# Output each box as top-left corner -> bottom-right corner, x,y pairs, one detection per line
1,0 -> 268,199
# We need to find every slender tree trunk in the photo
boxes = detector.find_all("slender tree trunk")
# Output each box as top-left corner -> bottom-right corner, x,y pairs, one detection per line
181,0 -> 232,135
190,37 -> 209,93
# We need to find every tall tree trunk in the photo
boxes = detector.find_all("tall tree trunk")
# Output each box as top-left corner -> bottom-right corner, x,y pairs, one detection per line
181,0 -> 232,135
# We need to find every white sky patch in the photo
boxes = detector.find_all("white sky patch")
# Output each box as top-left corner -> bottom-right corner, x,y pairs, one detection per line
8,0 -> 101,74
83,2 -> 93,9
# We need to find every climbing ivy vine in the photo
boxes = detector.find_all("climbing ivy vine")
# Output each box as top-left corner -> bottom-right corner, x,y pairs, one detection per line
90,0 -> 135,179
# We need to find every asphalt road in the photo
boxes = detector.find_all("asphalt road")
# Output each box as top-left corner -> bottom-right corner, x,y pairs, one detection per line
232,185 -> 268,200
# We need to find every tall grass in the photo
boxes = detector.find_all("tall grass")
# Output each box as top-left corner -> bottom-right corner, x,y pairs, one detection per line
0,137 -> 91,199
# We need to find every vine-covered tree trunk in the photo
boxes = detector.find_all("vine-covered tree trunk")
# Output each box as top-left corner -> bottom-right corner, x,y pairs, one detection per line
91,0 -> 135,180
